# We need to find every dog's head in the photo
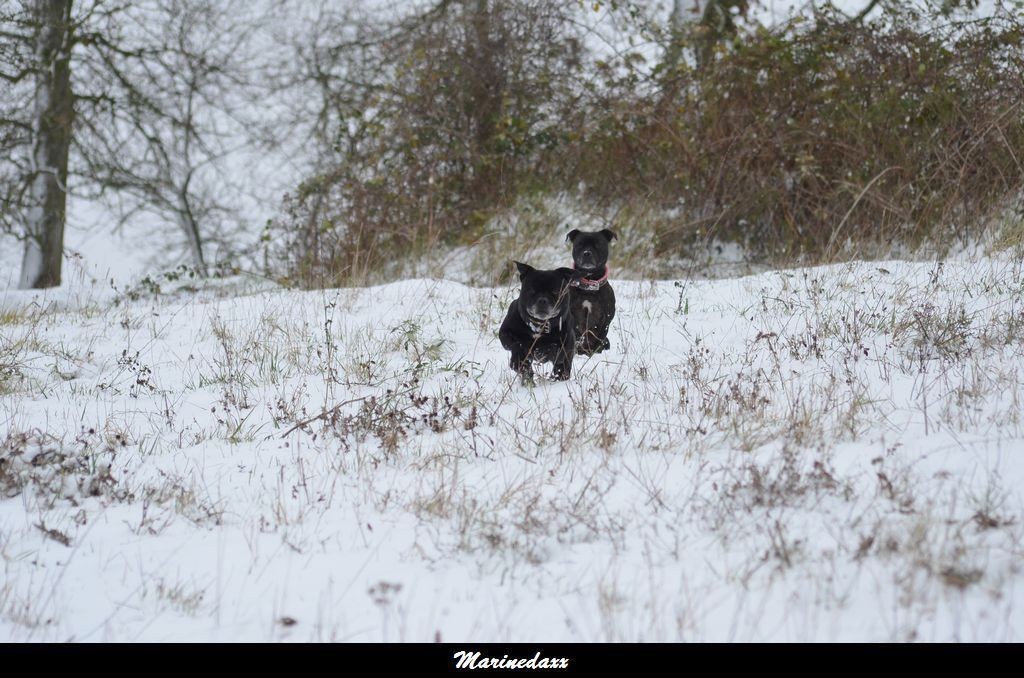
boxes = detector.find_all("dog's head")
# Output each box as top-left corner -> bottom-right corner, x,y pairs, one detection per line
566,228 -> 617,273
513,261 -> 579,321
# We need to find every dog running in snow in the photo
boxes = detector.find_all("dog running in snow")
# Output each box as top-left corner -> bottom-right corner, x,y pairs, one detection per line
566,228 -> 616,356
498,261 -> 582,382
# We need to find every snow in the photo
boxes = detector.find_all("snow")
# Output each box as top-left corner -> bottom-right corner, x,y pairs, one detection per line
2,254 -> 1023,641
2,0 -> 1022,643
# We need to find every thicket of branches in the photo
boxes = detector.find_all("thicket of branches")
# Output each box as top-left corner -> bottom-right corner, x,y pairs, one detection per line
270,0 -> 1024,286
584,3 -> 1024,261
1,0 -> 281,287
269,0 -> 588,285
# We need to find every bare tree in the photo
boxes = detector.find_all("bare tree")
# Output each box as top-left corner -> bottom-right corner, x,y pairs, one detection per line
2,0 -> 281,287
0,3 -> 35,240
2,0 -> 75,289
74,0 -> 268,276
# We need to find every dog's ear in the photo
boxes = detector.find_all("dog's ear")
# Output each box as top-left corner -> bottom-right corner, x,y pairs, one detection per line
565,229 -> 581,244
556,267 -> 583,281
600,228 -> 618,242
513,260 -> 535,280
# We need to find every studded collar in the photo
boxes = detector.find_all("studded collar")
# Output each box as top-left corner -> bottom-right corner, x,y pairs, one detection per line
525,312 -> 562,336
570,265 -> 609,292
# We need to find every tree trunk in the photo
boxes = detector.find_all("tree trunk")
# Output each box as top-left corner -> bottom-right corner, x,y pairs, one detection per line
662,1 -> 743,73
177,195 -> 208,277
663,0 -> 690,72
465,0 -> 503,218
20,0 -> 74,289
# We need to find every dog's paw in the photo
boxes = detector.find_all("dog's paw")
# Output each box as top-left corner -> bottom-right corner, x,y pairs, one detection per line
510,356 -> 534,384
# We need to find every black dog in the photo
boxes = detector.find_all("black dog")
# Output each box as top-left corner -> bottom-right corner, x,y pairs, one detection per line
499,261 -> 580,382
566,228 -> 617,356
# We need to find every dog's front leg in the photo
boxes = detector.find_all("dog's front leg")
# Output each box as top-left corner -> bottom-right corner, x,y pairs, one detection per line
595,321 -> 612,353
509,346 -> 534,383
552,338 -> 575,380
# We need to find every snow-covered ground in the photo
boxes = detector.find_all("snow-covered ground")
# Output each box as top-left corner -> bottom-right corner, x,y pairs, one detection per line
2,254 -> 1023,642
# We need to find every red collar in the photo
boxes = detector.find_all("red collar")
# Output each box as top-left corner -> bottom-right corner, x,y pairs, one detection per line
570,265 -> 609,292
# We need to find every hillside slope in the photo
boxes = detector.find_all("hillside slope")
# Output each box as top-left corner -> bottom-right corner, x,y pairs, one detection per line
2,257 -> 1023,641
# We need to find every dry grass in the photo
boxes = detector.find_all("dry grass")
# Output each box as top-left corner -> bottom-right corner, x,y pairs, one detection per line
2,255 -> 1024,640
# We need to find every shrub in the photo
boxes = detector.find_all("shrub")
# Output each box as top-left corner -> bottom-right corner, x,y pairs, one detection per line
268,0 -> 584,287
579,6 -> 1024,262
268,3 -> 1024,285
